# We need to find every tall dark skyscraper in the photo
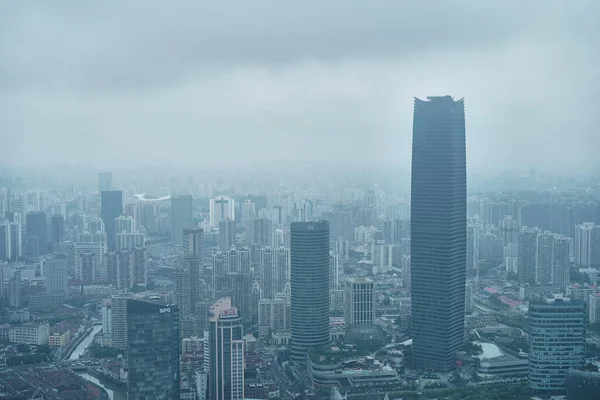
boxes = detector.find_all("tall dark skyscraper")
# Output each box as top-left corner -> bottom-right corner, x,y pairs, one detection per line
101,190 -> 123,250
126,299 -> 180,400
50,214 -> 65,245
171,195 -> 193,246
410,96 -> 466,371
218,218 -> 236,251
290,220 -> 330,363
183,227 -> 204,314
26,211 -> 47,256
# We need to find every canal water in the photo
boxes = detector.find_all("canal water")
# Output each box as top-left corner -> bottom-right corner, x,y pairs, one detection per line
70,324 -> 127,400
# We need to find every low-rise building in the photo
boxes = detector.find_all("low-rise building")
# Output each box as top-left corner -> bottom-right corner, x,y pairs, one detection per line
478,355 -> 528,378
28,293 -> 65,312
9,323 -> 50,345
308,347 -> 401,389
48,331 -> 71,347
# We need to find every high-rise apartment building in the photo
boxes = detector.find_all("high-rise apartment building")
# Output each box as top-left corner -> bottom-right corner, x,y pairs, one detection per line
111,295 -> 128,350
518,227 -> 539,285
344,277 -> 375,326
183,227 -> 204,315
209,196 -> 235,228
170,195 -> 193,246
410,96 -> 466,371
0,221 -> 11,260
499,215 -> 519,247
250,217 -> 273,246
552,235 -> 571,294
208,297 -> 245,400
218,218 -> 236,251
101,190 -> 123,250
260,247 -> 275,299
574,222 -> 600,267
290,220 -> 330,363
529,295 -> 586,395
8,270 -> 21,308
126,299 -> 180,400
26,211 -> 47,256
329,252 -> 339,291
44,254 -> 68,296
75,242 -> 104,284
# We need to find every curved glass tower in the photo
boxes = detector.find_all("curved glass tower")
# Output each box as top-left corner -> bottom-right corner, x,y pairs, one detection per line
411,96 -> 466,371
290,220 -> 330,363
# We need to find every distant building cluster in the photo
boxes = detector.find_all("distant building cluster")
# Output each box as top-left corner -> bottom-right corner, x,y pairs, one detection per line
1,96 -> 600,399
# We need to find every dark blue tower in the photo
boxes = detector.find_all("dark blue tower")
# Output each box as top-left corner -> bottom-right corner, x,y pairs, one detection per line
410,96 -> 467,371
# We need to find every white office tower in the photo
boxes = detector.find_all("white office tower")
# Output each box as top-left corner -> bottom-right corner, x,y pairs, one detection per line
208,298 -> 244,400
574,222 -> 600,267
43,255 -> 68,296
344,277 -> 375,326
209,196 -> 235,228
371,243 -> 393,271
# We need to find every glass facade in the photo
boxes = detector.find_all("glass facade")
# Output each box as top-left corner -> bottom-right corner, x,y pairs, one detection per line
126,299 -> 180,400
529,297 -> 586,395
410,96 -> 467,371
208,301 -> 245,400
290,220 -> 330,363
101,190 -> 123,250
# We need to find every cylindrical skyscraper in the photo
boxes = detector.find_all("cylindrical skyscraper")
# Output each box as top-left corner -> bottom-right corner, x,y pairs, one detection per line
290,220 -> 330,363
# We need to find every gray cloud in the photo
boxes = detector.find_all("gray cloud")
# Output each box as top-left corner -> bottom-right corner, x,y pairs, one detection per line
1,0 -> 598,175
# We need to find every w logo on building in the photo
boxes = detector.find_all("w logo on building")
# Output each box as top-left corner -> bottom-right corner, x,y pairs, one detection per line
307,225 -> 315,230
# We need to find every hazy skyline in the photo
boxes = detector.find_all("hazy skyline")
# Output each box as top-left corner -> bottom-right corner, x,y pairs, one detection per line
1,1 -> 598,175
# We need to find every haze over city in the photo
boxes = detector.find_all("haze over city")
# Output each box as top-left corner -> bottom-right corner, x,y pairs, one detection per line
1,2 -> 600,400
1,1 -> 599,175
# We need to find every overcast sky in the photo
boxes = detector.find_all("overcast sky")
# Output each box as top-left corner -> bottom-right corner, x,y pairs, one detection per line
1,1 -> 598,175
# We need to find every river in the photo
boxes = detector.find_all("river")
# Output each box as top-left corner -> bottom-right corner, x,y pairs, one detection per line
69,324 -> 127,400
69,325 -> 102,360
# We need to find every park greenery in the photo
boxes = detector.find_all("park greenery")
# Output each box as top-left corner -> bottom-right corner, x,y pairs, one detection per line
8,353 -> 51,366
464,341 -> 483,356
88,343 -> 121,358
388,382 -> 531,400
308,344 -> 372,365
7,344 -> 54,366
589,322 -> 600,335
496,314 -> 529,333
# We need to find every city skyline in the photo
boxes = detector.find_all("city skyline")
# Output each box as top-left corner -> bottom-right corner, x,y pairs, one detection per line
0,2 -> 599,398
